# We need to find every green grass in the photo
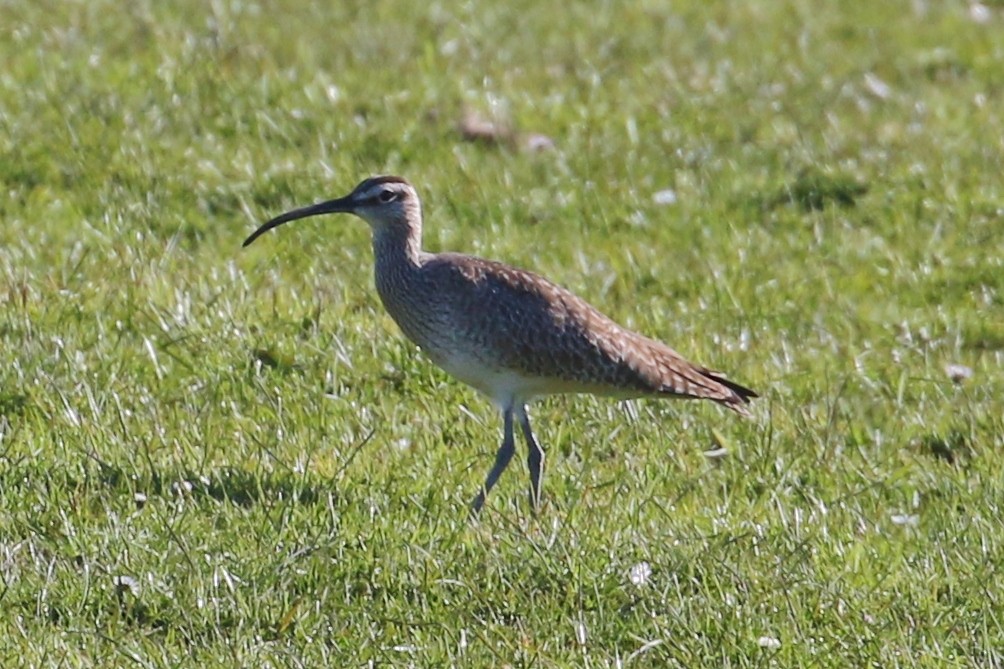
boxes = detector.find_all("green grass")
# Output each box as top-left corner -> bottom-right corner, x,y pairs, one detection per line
2,0 -> 1003,665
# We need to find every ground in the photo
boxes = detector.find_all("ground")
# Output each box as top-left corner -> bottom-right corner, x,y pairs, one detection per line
1,0 -> 1003,666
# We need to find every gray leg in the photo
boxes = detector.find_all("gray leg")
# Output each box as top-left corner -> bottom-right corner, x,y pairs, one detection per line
516,405 -> 544,511
470,405 -> 516,515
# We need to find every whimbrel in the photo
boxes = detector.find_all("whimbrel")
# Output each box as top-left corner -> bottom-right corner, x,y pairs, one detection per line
243,176 -> 757,514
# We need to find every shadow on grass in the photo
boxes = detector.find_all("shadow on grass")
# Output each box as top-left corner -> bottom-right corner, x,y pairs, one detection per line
0,458 -> 329,509
95,461 -> 326,507
750,167 -> 868,212
914,430 -> 973,466
0,391 -> 30,418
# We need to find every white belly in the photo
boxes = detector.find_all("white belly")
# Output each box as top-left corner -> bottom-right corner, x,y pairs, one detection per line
421,345 -> 623,407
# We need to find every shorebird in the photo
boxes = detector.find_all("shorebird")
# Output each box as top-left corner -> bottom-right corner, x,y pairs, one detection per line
243,176 -> 757,514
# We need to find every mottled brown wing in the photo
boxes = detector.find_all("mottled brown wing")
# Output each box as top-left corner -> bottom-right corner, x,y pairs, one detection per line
428,254 -> 756,412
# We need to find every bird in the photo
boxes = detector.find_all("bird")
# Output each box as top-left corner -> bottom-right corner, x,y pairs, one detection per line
243,176 -> 757,515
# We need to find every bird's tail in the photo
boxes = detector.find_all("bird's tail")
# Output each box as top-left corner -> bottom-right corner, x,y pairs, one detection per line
700,369 -> 758,417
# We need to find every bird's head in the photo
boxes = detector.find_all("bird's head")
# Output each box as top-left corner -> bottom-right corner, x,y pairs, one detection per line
242,175 -> 420,247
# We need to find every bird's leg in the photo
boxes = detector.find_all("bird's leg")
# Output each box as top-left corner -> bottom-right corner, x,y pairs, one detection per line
470,405 -> 516,516
516,405 -> 544,512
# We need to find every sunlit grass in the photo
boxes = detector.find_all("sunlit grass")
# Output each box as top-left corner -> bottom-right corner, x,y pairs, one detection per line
2,0 -> 1003,665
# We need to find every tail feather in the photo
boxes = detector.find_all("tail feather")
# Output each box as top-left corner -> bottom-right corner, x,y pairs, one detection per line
702,369 -> 758,401
645,341 -> 758,417
700,369 -> 758,417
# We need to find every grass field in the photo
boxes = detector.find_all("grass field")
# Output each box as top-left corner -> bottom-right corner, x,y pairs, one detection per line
2,0 -> 1004,665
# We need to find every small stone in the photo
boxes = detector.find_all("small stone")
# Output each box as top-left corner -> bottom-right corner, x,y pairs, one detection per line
524,134 -> 556,152
171,480 -> 194,495
652,189 -> 678,205
863,72 -> 892,100
629,561 -> 652,586
970,3 -> 991,23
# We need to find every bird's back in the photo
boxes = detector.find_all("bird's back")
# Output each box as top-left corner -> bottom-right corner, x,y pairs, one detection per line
380,251 -> 756,412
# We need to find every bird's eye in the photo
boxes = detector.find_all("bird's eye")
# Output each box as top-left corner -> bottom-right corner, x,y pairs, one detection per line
377,189 -> 397,203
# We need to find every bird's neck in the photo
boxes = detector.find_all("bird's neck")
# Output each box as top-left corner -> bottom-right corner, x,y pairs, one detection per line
371,222 -> 425,320
371,223 -> 423,270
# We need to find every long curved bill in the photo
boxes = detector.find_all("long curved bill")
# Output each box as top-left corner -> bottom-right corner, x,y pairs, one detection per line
242,196 -> 354,247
